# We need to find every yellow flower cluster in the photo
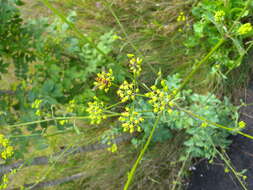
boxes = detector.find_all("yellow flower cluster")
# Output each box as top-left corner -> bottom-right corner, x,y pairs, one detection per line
117,81 -> 139,102
86,97 -> 106,124
103,133 -> 118,153
0,169 -> 16,190
113,34 -> 122,40
93,69 -> 114,92
177,12 -> 186,22
145,81 -> 174,113
214,10 -> 225,22
107,142 -> 117,153
66,99 -> 76,113
0,174 -> 8,190
31,99 -> 43,116
0,134 -> 14,160
35,110 -> 41,116
238,23 -> 252,35
31,99 -> 42,109
127,54 -> 142,76
59,120 -> 68,125
119,107 -> 144,133
233,121 -> 246,132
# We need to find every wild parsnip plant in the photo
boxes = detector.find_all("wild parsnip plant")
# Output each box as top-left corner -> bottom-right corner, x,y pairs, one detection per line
1,0 -> 253,189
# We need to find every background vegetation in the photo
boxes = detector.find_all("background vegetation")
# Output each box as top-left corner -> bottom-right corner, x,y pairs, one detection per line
0,0 -> 253,189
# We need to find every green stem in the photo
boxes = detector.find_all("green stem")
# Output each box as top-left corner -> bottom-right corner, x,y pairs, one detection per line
241,102 -> 253,107
136,94 -> 147,97
3,113 -> 120,129
111,82 -> 119,87
105,101 -> 124,109
105,1 -> 141,55
138,110 -> 153,113
27,137 -> 83,189
3,116 -> 89,128
175,38 -> 225,94
123,114 -> 161,190
178,106 -> 253,140
171,153 -> 190,190
215,148 -> 248,190
9,129 -> 73,139
103,110 -> 119,114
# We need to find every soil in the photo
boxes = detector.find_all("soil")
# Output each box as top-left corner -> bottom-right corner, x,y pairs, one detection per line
187,82 -> 253,190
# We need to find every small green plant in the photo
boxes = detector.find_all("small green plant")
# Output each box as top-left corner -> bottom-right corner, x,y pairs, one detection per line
186,0 -> 253,71
0,0 -> 36,78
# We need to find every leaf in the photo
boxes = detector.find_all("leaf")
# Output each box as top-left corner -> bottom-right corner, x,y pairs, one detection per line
42,80 -> 55,94
73,123 -> 80,135
184,139 -> 194,147
193,22 -> 205,38
230,36 -> 246,56
184,36 -> 199,48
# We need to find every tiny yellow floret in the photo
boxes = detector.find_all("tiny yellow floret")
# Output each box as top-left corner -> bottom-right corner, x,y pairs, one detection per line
93,69 -> 114,92
238,23 -> 252,35
117,81 -> 138,102
86,97 -> 106,124
127,54 -> 142,76
214,10 -> 225,22
0,134 -> 14,160
238,121 -> 246,129
145,82 -> 175,113
177,12 -> 186,22
119,107 -> 144,133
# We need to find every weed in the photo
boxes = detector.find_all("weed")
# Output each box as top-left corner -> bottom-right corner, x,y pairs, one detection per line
1,0 -> 253,189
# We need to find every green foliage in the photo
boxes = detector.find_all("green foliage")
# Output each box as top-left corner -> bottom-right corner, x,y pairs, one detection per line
29,13 -> 117,100
0,0 -> 122,159
186,0 -> 253,70
0,0 -> 36,78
